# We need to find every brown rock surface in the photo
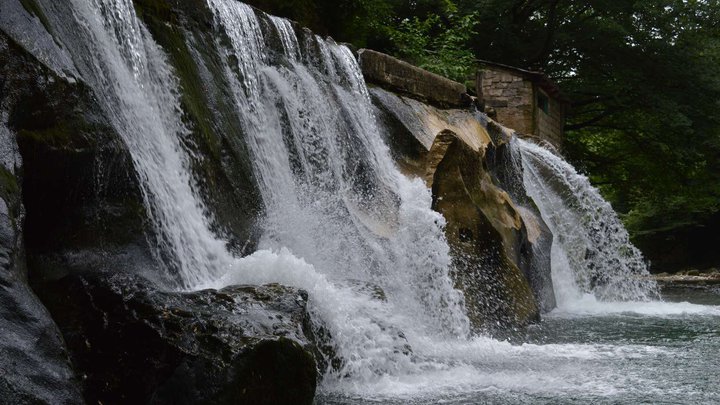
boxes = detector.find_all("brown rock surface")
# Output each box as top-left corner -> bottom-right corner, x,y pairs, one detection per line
371,87 -> 543,333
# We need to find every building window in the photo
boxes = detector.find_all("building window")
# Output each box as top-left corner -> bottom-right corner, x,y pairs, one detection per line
537,92 -> 549,114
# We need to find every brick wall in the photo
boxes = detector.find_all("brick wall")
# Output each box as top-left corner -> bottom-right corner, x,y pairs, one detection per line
535,89 -> 564,148
479,69 -> 534,135
479,67 -> 564,149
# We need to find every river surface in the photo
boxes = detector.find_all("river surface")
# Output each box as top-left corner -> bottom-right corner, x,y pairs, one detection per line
317,286 -> 720,404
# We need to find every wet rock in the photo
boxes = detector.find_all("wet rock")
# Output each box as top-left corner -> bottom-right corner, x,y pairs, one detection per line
429,131 -> 540,333
0,24 -> 154,286
134,0 -> 264,256
0,179 -> 83,404
372,87 -> 543,333
486,132 -> 555,313
650,272 -> 720,287
0,27 -> 85,405
359,49 -> 471,108
36,272 -> 318,405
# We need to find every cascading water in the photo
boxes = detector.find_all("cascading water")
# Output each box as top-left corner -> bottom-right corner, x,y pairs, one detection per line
41,0 -> 472,383
204,0 -> 471,379
22,0 -> 720,402
512,137 -> 660,307
39,0 -> 232,288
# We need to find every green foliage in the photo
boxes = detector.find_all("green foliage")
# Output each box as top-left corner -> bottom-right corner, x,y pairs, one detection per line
387,1 -> 478,81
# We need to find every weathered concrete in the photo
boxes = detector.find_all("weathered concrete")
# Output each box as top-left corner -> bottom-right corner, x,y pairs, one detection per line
359,49 -> 471,108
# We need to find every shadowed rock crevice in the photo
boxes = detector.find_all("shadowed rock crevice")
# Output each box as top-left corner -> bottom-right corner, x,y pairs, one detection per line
0,31 -> 84,404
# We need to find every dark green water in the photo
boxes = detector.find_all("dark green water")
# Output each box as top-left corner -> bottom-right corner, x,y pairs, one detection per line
317,287 -> 720,404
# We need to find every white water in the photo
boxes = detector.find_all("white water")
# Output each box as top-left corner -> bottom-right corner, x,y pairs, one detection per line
204,0 -> 471,378
45,0 -> 231,288
514,137 -> 660,307
36,0 -> 720,401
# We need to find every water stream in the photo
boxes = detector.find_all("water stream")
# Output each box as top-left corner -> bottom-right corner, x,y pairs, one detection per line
514,137 -> 659,307
29,0 -> 720,402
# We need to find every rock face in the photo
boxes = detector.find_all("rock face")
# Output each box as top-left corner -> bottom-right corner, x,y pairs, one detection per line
37,272 -> 318,405
485,126 -> 556,313
371,86 -> 554,333
430,131 -> 540,332
133,0 -> 264,255
0,32 -> 84,404
359,49 -> 471,108
0,1 -> 268,400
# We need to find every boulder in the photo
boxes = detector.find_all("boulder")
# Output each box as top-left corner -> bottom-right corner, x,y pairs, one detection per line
36,272 -> 318,405
359,49 -> 471,108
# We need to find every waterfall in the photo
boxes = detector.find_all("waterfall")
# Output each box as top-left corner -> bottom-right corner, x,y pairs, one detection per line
512,138 -> 659,306
37,0 -> 471,381
31,0 -> 662,389
205,0 -> 471,379
38,0 -> 233,288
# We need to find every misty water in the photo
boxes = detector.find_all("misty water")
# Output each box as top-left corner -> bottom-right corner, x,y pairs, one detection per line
18,0 -> 720,403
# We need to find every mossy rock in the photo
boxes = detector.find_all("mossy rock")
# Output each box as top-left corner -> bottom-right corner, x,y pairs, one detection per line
133,0 -> 264,255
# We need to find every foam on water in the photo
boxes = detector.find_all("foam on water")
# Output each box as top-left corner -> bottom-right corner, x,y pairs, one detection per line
33,0 -> 720,401
549,294 -> 720,317
320,334 -> 678,401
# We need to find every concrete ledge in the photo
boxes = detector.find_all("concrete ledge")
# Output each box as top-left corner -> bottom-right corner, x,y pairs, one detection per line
358,49 -> 470,108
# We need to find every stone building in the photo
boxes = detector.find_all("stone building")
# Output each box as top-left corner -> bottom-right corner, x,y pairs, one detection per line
476,60 -> 567,149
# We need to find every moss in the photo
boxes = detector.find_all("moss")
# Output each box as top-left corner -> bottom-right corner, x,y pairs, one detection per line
0,166 -> 19,201
18,125 -> 74,149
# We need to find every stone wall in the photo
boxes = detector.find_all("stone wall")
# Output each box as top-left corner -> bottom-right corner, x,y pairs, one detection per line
536,89 -> 565,149
478,69 -> 534,135
359,49 -> 471,108
478,67 -> 565,149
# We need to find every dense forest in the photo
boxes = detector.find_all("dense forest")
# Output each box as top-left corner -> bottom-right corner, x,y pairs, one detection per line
248,0 -> 720,270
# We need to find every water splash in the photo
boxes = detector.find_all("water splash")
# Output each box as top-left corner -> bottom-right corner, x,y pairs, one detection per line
513,137 -> 659,305
206,0 -> 470,378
